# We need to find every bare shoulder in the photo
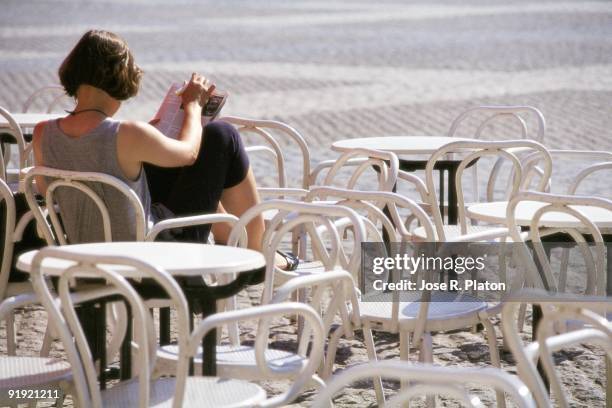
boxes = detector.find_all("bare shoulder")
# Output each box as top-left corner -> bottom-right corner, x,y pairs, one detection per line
32,120 -> 49,165
116,119 -> 172,169
119,119 -> 152,137
32,120 -> 49,147
118,120 -> 164,144
32,120 -> 47,138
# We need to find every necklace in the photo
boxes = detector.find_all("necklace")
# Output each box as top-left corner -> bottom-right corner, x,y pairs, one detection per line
65,108 -> 109,117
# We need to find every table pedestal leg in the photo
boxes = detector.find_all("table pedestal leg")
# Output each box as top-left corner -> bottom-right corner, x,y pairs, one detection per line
444,166 -> 460,285
532,304 -> 550,391
532,243 -> 551,392
199,296 -> 217,376
607,243 -> 612,296
120,302 -> 132,380
439,167 -> 446,223
447,165 -> 458,225
159,307 -> 171,346
182,269 -> 261,377
98,302 -> 107,389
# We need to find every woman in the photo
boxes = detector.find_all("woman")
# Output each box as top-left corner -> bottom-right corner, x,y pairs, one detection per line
31,29 -> 293,268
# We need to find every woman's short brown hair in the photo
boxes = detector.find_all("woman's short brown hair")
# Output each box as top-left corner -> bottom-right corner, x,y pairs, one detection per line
59,30 -> 142,101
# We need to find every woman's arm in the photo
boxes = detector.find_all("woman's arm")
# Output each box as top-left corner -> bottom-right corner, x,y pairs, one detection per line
117,73 -> 210,176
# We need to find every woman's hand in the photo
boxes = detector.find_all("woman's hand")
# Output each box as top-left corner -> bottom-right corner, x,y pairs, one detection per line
117,72 -> 214,170
201,82 -> 216,107
181,73 -> 214,110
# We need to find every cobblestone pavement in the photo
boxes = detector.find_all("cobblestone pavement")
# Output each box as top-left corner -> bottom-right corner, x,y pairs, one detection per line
1,1 -> 611,406
2,0 -> 611,183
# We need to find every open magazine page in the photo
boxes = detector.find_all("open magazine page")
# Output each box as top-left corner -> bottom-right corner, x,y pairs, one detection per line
151,83 -> 185,139
152,82 -> 228,140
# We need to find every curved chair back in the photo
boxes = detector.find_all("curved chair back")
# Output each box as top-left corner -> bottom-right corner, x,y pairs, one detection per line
569,160 -> 612,196
23,166 -> 148,245
448,106 -> 546,210
520,150 -> 612,195
0,178 -> 16,300
23,166 -> 246,246
189,301 -> 324,408
311,148 -> 399,193
273,269 -> 360,347
22,85 -> 72,114
29,247 -> 190,408
507,191 -> 612,295
0,107 -> 27,181
448,105 -> 546,143
306,187 -> 436,244
228,200 -> 366,303
425,140 -> 552,239
502,291 -> 612,408
304,187 -> 451,341
219,116 -> 311,190
311,360 -> 536,408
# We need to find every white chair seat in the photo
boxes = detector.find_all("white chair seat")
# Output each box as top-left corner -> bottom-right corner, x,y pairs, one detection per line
0,356 -> 71,390
101,376 -> 266,408
413,224 -> 508,241
263,201 -> 339,223
294,260 -> 326,274
157,344 -> 306,379
359,292 -> 487,332
275,261 -> 332,286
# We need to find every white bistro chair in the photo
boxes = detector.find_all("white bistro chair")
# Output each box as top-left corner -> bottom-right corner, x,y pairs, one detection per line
0,107 -> 29,186
22,166 -> 242,361
0,294 -> 72,408
156,273 -> 348,406
219,116 -> 311,197
29,247 -> 270,408
311,360 -> 536,408
506,191 -> 612,334
522,158 -> 612,293
0,177 -> 45,355
22,166 -> 240,245
449,105 -> 546,142
170,277 -> 328,407
309,147 -> 399,193
300,188 -> 507,406
22,85 -> 72,114
502,290 -> 611,408
448,105 -> 546,211
0,87 -> 71,185
289,147 -> 400,256
520,149 -> 612,196
416,139 -> 552,241
506,191 -> 612,296
152,201 -> 352,404
227,200 -> 367,302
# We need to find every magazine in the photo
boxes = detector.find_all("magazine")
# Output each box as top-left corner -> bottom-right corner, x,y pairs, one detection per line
152,82 -> 228,139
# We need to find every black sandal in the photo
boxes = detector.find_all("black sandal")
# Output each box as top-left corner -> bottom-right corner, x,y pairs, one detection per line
277,250 -> 299,271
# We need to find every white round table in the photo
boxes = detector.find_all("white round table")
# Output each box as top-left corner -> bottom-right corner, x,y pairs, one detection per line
332,136 -> 475,225
0,113 -> 62,130
17,241 -> 266,278
332,136 -> 472,155
469,200 -> 612,394
467,201 -> 612,229
0,113 -> 63,145
18,242 -> 266,378
468,200 -> 612,296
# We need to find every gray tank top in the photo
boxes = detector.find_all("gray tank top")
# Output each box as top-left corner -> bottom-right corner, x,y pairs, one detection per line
41,118 -> 152,243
